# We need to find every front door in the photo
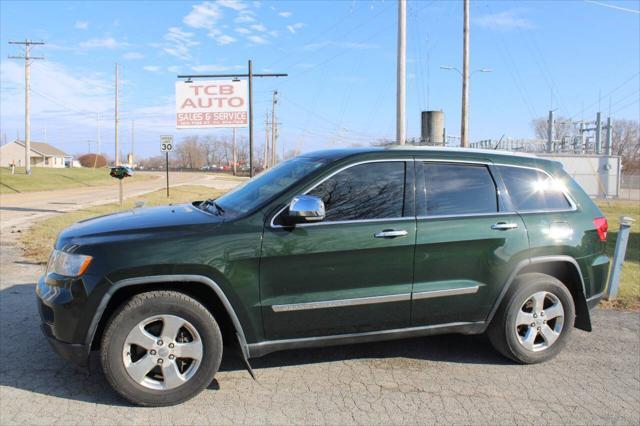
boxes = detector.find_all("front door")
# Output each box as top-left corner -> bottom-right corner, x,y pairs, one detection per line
412,161 -> 530,326
260,160 -> 416,340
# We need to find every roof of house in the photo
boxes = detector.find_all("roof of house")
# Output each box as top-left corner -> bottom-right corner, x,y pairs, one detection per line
11,140 -> 69,157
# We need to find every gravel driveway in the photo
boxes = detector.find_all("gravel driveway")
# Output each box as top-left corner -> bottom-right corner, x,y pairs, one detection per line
1,218 -> 638,425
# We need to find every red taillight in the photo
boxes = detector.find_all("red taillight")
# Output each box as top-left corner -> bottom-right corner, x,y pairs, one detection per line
594,217 -> 608,241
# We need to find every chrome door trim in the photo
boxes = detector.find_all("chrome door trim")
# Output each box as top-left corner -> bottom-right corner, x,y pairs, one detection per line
412,285 -> 480,300
271,293 -> 411,312
269,158 -> 414,229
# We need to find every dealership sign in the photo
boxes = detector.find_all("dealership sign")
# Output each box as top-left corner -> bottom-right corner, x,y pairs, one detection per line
175,80 -> 248,129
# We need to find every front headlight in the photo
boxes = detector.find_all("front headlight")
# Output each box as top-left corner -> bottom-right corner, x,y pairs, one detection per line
47,250 -> 93,277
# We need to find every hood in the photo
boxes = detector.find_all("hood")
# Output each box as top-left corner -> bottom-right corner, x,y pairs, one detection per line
57,203 -> 222,245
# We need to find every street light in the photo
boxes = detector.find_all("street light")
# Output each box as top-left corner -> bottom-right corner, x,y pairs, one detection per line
440,66 -> 493,147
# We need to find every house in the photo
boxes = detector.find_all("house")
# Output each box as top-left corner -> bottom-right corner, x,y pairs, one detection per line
0,140 -> 71,168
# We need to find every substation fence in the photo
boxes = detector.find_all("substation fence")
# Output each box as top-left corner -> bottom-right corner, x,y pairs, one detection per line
620,174 -> 640,201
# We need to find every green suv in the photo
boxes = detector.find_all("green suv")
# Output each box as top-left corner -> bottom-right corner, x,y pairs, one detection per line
36,147 -> 610,406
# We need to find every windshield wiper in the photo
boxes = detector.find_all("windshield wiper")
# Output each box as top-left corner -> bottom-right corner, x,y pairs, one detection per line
201,198 -> 225,216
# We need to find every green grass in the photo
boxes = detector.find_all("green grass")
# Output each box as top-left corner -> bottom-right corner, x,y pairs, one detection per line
20,185 -> 224,264
596,199 -> 640,310
0,167 -> 153,194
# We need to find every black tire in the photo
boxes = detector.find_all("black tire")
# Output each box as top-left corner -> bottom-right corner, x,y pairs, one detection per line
488,273 -> 575,364
101,291 -> 223,406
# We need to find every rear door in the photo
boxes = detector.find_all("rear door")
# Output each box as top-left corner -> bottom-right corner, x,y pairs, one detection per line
260,160 -> 416,340
411,161 -> 530,326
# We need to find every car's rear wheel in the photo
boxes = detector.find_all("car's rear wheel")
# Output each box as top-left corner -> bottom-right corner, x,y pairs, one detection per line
101,291 -> 222,406
488,273 -> 575,364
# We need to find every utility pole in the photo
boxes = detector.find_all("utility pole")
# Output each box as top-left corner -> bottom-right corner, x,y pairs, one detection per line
232,128 -> 237,176
595,112 -> 602,154
93,114 -> 101,169
130,119 -> 134,166
263,111 -> 270,170
9,39 -> 45,175
271,90 -> 278,166
396,0 -> 406,145
461,0 -> 470,148
547,110 -> 554,153
177,63 -> 287,178
115,63 -> 123,207
605,117 -> 613,156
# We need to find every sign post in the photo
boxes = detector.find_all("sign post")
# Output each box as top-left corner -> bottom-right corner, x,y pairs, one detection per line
160,135 -> 173,198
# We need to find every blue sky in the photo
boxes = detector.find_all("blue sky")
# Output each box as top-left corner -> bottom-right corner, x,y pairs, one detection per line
1,0 -> 639,159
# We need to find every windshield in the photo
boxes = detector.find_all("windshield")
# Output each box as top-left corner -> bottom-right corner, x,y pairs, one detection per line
214,156 -> 330,215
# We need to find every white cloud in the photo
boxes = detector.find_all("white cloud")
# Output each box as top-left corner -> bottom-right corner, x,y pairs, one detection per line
123,52 -> 144,60
218,0 -> 247,11
250,23 -> 267,32
74,20 -> 89,30
143,66 -> 161,72
167,65 -> 182,73
1,60 -> 112,117
474,10 -> 533,30
304,40 -> 377,50
235,27 -> 251,34
191,64 -> 243,72
247,35 -> 268,44
286,22 -> 304,34
162,27 -> 199,60
215,34 -> 237,45
184,2 -> 221,29
79,37 -> 128,49
278,11 -> 292,18
235,14 -> 255,23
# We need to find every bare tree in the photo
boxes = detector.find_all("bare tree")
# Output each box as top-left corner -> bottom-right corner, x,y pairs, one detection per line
175,136 -> 206,169
531,116 -> 575,141
612,119 -> 640,173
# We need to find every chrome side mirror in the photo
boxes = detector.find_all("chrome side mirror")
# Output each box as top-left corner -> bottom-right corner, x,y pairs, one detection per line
288,195 -> 325,223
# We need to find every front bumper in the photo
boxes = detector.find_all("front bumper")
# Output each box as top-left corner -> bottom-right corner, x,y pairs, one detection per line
40,323 -> 89,367
36,274 -> 91,367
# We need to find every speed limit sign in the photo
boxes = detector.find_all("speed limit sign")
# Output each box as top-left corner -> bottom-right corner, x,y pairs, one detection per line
160,135 -> 174,152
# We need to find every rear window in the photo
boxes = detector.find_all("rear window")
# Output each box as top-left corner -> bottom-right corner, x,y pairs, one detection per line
423,163 -> 498,216
498,166 -> 572,211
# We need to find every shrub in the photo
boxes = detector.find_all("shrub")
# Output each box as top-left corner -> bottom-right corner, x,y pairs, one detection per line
77,153 -> 107,168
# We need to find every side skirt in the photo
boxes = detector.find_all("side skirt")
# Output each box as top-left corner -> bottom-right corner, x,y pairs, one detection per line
247,321 -> 487,358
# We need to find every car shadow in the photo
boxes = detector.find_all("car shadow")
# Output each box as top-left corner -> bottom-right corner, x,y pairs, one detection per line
218,332 -> 509,376
0,206 -> 63,213
0,283 -> 509,407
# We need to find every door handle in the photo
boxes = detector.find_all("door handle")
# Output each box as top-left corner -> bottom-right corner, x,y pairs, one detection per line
491,222 -> 519,231
374,229 -> 408,238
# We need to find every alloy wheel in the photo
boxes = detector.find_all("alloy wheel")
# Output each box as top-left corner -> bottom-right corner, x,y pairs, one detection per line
515,291 -> 565,352
122,314 -> 203,390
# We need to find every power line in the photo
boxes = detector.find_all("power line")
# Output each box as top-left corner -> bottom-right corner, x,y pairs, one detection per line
571,72 -> 640,120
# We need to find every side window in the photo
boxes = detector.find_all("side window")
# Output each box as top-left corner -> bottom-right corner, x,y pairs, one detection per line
308,162 -> 406,222
497,166 -> 571,211
423,163 -> 498,216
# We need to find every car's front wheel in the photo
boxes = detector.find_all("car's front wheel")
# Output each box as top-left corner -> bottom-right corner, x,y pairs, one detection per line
101,290 -> 223,406
488,273 -> 575,364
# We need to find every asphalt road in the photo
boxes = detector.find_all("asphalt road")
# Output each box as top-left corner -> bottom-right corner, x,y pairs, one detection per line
0,179 -> 638,425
